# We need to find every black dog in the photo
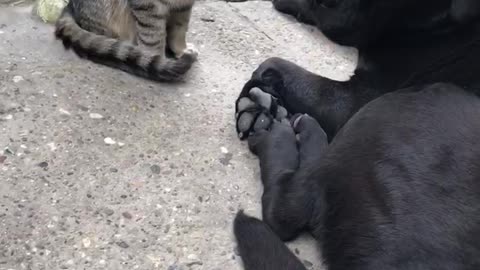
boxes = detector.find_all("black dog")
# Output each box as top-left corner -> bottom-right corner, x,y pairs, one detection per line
233,0 -> 480,269
236,0 -> 480,140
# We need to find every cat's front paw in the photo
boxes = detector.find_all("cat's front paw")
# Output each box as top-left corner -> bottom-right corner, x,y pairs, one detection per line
178,43 -> 198,60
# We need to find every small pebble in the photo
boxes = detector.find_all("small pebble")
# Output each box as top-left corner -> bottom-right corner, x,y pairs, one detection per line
104,208 -> 114,216
116,241 -> 129,248
89,113 -> 104,119
220,147 -> 228,154
4,147 -> 14,155
200,17 -> 215,22
122,212 -> 133,219
38,161 -> 48,168
150,165 -> 161,174
104,137 -> 116,145
47,142 -> 57,151
82,238 -> 91,248
12,75 -> 24,83
187,254 -> 199,260
59,108 -> 71,115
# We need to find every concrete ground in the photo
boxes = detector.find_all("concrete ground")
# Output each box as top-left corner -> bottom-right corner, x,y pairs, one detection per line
0,1 -> 357,269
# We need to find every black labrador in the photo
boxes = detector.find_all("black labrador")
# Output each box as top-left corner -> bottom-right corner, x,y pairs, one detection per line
233,1 -> 480,270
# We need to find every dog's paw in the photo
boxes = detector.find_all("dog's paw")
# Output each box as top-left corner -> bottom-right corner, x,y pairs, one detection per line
291,114 -> 328,162
247,118 -> 295,156
236,87 -> 288,139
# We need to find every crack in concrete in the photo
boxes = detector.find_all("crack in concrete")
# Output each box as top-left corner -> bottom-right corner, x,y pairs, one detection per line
227,2 -> 274,41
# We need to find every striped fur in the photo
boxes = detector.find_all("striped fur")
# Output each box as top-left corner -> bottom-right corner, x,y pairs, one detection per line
55,0 -> 197,82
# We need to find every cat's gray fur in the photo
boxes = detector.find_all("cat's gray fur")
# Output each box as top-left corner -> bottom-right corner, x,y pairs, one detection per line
55,0 -> 197,81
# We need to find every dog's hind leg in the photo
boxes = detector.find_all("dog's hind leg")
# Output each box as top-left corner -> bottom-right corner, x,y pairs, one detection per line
248,114 -> 328,241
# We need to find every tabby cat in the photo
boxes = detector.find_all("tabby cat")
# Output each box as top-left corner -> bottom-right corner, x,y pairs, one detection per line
55,0 -> 197,81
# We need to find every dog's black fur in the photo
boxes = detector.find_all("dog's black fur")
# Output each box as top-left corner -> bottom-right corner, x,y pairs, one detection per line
235,85 -> 480,270
233,0 -> 480,269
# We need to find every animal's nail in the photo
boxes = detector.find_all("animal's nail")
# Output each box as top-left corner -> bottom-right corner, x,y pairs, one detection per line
293,115 -> 303,129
